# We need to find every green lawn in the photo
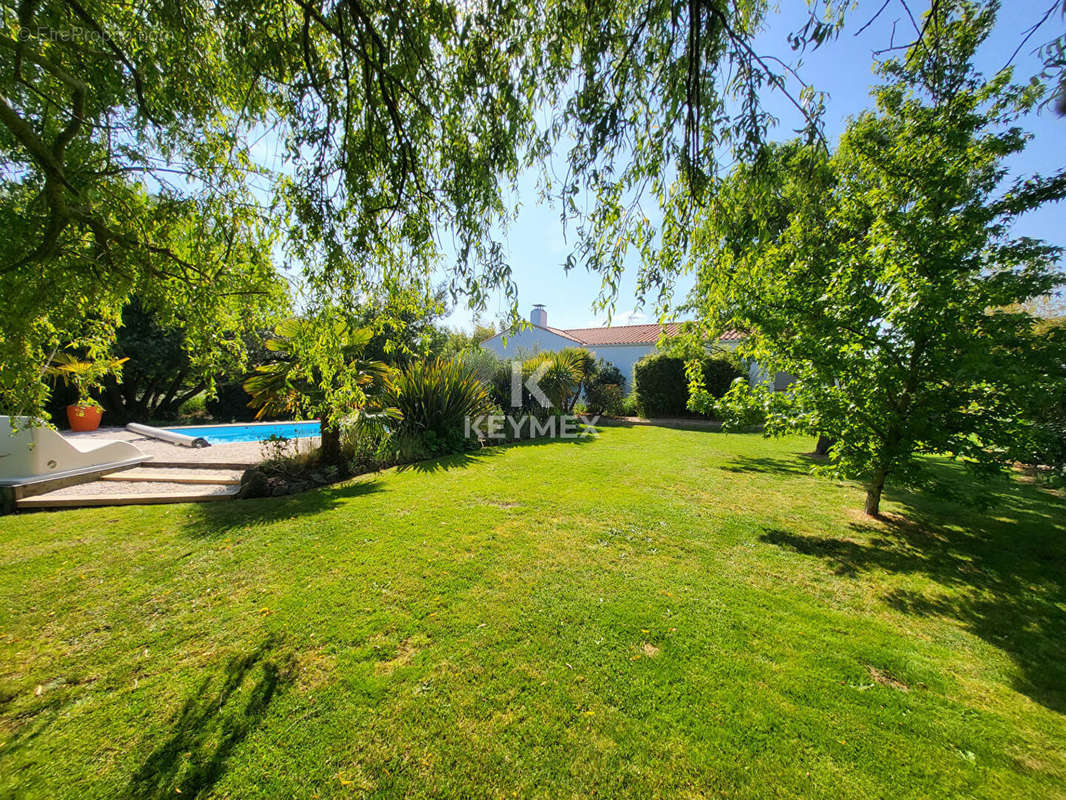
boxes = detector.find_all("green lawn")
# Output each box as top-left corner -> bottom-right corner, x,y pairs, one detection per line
1,425 -> 1064,798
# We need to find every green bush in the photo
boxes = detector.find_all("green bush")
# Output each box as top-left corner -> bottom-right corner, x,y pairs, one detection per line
633,354 -> 688,416
177,393 -> 207,419
483,349 -> 590,413
584,360 -> 625,415
388,358 -> 493,456
634,353 -> 744,417
702,357 -> 745,398
342,418 -> 395,474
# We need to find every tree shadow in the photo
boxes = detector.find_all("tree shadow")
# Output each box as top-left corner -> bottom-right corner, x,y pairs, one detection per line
0,675 -> 100,765
396,447 -> 503,474
396,432 -> 599,473
124,636 -> 293,800
497,431 -> 599,451
720,454 -> 816,476
759,466 -> 1066,712
180,478 -> 384,538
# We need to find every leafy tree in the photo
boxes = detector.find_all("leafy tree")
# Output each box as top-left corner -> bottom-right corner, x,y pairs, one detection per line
43,351 -> 127,408
441,323 -> 499,357
0,0 -> 531,418
93,300 -> 232,422
5,0 -> 1061,424
0,0 -> 855,420
243,312 -> 393,469
686,2 -> 1066,515
348,286 -> 450,366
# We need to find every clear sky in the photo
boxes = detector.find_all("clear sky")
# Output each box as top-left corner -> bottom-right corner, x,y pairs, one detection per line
442,1 -> 1065,333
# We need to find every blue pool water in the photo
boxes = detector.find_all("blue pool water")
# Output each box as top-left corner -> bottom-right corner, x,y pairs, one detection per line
165,421 -> 321,445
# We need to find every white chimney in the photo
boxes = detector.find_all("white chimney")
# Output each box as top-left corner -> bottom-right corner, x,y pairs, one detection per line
530,304 -> 547,327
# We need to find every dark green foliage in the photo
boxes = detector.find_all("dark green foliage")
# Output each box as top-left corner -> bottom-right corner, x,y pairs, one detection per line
634,354 -> 689,417
1012,317 -> 1066,486
635,354 -> 740,417
206,383 -> 262,423
583,360 -> 626,415
701,357 -> 745,399
99,301 -> 206,423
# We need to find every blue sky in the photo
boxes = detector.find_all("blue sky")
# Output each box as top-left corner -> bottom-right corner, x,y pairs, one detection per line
443,1 -> 1065,333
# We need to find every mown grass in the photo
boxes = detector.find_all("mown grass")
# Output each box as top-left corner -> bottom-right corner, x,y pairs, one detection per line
1,425 -> 1064,798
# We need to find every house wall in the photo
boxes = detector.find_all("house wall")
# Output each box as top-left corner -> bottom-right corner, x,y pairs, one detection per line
481,333 -> 751,395
581,344 -> 655,392
481,326 -> 580,359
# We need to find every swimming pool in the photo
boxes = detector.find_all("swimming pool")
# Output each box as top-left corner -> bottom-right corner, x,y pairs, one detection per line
164,421 -> 321,445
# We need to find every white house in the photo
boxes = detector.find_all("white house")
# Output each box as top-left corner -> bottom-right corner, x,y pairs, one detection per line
480,305 -> 749,391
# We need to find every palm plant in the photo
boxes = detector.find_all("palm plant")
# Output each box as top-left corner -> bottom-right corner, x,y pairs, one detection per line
243,317 -> 394,469
525,350 -> 586,411
45,352 -> 129,408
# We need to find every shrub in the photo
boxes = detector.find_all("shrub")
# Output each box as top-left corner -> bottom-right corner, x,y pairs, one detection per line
177,393 -> 208,419
635,353 -> 744,417
702,357 -> 745,398
457,348 -> 502,385
388,358 -> 493,456
483,349 -> 590,414
633,354 -> 688,416
525,350 -> 587,411
584,360 -> 626,415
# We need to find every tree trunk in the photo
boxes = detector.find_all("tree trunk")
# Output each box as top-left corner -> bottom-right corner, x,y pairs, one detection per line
864,468 -> 887,517
814,434 -> 835,456
319,421 -> 345,472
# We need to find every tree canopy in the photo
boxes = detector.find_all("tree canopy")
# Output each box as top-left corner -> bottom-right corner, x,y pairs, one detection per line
0,0 -> 846,417
684,1 -> 1066,514
2,0 -> 1062,426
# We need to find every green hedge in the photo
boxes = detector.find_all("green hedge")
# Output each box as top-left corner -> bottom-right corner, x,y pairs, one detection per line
633,353 -> 743,417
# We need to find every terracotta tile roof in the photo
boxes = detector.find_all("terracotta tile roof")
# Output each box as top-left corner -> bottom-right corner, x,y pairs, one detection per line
561,322 -> 683,345
482,321 -> 744,346
560,322 -> 744,346
541,325 -> 584,343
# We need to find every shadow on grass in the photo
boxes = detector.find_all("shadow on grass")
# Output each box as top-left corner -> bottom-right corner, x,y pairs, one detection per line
497,431 -> 600,451
398,431 -> 600,473
181,478 -> 384,538
720,454 -> 817,476
124,636 -> 293,800
396,446 -> 504,474
760,464 -> 1066,712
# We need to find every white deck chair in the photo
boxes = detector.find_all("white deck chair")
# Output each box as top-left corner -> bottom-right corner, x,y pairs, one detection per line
0,416 -> 149,486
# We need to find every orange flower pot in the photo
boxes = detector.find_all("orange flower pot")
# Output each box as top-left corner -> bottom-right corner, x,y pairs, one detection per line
67,404 -> 103,432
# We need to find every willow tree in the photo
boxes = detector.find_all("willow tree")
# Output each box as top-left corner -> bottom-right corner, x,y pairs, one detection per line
5,0 -> 1060,424
684,2 -> 1066,515
1,0 -> 840,418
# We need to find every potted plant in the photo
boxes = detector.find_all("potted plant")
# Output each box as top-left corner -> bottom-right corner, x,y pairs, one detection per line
45,353 -> 128,432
